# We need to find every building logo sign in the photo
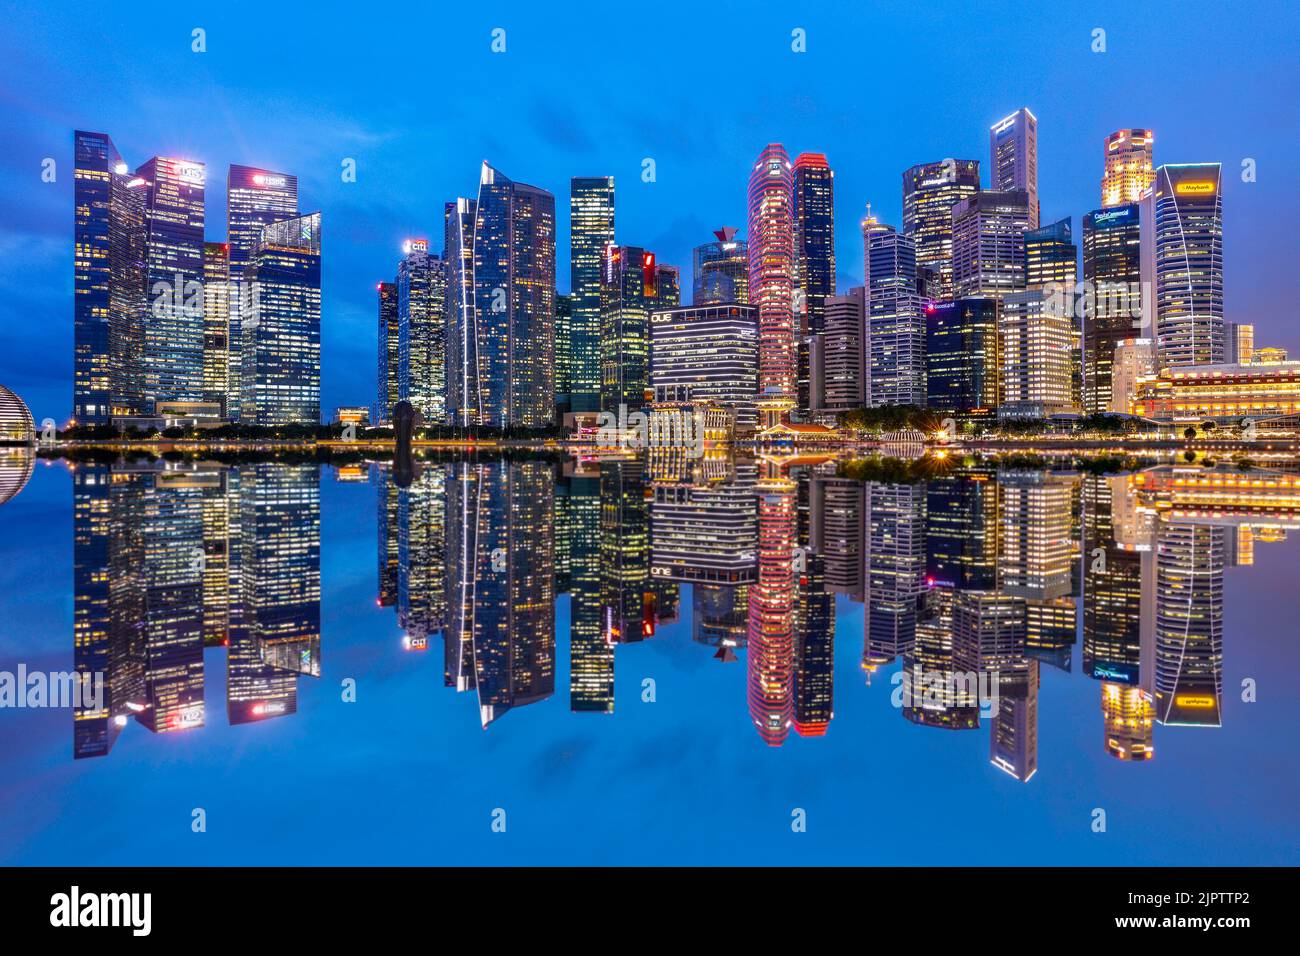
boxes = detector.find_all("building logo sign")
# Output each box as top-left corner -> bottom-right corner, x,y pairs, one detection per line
253,172 -> 287,188
1175,181 -> 1216,195
175,161 -> 205,186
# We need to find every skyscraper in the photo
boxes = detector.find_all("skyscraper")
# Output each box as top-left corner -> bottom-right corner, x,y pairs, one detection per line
376,281 -> 399,424
814,289 -> 866,412
449,162 -> 556,428
951,189 -> 1030,299
555,293 -> 573,414
693,228 -> 749,305
1082,204 -> 1144,413
1002,218 -> 1079,418
990,108 -> 1039,228
1101,129 -> 1155,208
443,197 -> 476,426
395,239 -> 447,423
202,242 -> 230,414
1151,163 -> 1224,368
866,226 -> 926,406
792,153 -> 835,336
241,213 -> 321,426
137,156 -> 207,414
747,145 -> 796,428
570,177 -> 615,414
599,245 -> 677,414
926,298 -> 998,416
649,303 -> 759,429
902,160 -> 980,301
226,165 -> 298,421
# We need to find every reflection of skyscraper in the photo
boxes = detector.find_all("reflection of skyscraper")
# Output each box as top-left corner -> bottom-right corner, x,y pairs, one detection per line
398,463 -> 447,641
650,461 -> 757,584
793,547 -> 834,736
1082,475 -> 1143,683
998,472 -> 1074,601
376,465 -> 399,607
926,474 -> 999,592
748,461 -> 796,745
570,177 -> 615,413
810,477 -> 864,600
561,464 -> 610,713
991,660 -> 1039,781
1153,521 -> 1224,727
600,460 -> 652,645
865,482 -> 927,664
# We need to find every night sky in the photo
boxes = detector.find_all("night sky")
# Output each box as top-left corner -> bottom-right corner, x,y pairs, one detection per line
1,0 -> 1297,421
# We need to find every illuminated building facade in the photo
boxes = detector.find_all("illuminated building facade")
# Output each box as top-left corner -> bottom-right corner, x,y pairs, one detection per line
560,467 -> 610,713
926,298 -> 998,416
998,472 -> 1074,600
569,177 -> 615,414
1101,129 -> 1155,208
1024,217 -> 1076,291
397,464 -> 448,643
951,189 -> 1030,299
814,289 -> 866,412
990,108 -> 1039,228
1111,337 -> 1155,415
748,461 -> 797,745
649,303 -> 759,429
865,482 -> 927,664
999,289 -> 1077,418
747,145 -> 797,428
555,293 -> 573,414
1226,322 -> 1254,365
1134,361 -> 1300,424
600,245 -> 678,413
901,160 -> 980,300
376,281 -> 399,424
241,213 -> 321,426
866,226 -> 926,406
1153,521 -> 1224,727
1152,163 -> 1224,368
693,228 -> 749,305
650,462 -> 757,584
1101,681 -> 1155,761
396,239 -> 447,423
202,242 -> 230,414
1082,203 -> 1144,413
793,153 -> 835,336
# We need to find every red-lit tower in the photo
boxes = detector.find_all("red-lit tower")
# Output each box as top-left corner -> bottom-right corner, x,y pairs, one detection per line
746,145 -> 796,430
747,457 -> 797,745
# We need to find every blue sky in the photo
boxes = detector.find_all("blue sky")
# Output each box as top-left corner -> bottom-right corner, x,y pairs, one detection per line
1,0 -> 1298,421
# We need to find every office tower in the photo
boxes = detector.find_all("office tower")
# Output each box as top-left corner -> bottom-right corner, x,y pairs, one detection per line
134,156 -> 207,414
397,464 -> 447,642
1101,129 -> 1155,208
1153,521 -> 1224,726
1152,163 -> 1224,368
649,303 -> 759,429
396,239 -> 447,423
864,482 -> 927,664
560,467 -> 610,712
202,242 -> 230,414
902,160 -> 980,300
953,591 -> 1028,684
1000,290 -> 1077,418
569,177 -> 615,414
693,227 -> 749,305
444,460 -> 555,725
748,461 -> 797,745
792,153 -> 835,336
991,660 -> 1039,781
443,197 -> 476,426
448,162 -> 556,428
866,227 -> 926,406
747,145 -> 797,428
600,459 -> 652,645
926,474 -> 999,592
1226,322 -> 1254,364
1082,474 -> 1143,683
990,108 -> 1039,228
1082,204 -> 1144,413
241,213 -> 321,426
555,293 -> 573,414
226,166 -> 298,421
814,289 -> 866,412
600,246 -> 677,413
793,548 -> 834,737
199,465 -> 234,647
810,477 -> 864,599
926,298 -> 998,416
650,462 -> 758,584
75,131 -> 146,423
1111,338 -> 1155,414
951,189 -> 1030,299
376,281 -> 399,424
1101,681 -> 1155,760
1024,217 -> 1077,291
998,472 -> 1074,600
376,465 -> 399,607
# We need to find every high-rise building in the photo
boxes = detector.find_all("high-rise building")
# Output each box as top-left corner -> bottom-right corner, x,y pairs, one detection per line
866,226 -> 926,406
376,281 -> 399,424
926,298 -> 998,416
998,472 -> 1075,600
1101,129 -> 1155,208
1226,321 -> 1254,365
448,163 -> 556,428
1024,217 -> 1077,291
599,246 -> 677,413
865,482 -> 927,665
747,145 -> 797,428
1111,337 -> 1155,415
813,288 -> 866,412
748,461 -> 797,745
990,108 -> 1039,228
1000,289 -> 1077,419
395,239 -> 447,423
1153,520 -> 1224,726
560,465 -> 609,712
902,160 -> 980,301
570,177 -> 615,414
1152,163 -> 1224,368
555,293 -> 573,414
226,165 -> 298,421
202,242 -> 230,415
693,227 -> 749,305
951,189 -> 1030,300
1082,204 -> 1144,413
397,463 -> 447,642
792,153 -> 835,336
137,156 -> 207,414
649,303 -> 759,429
241,213 -> 321,426
650,463 -> 758,584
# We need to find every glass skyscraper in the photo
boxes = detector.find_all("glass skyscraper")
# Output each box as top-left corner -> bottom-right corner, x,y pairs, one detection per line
569,177 -> 615,414
376,281 -> 399,424
1082,204 -> 1144,414
692,228 -> 749,306
990,107 -> 1039,228
599,245 -> 677,413
1151,163 -> 1224,368
901,159 -> 980,301
866,225 -> 926,406
793,154 -> 835,336
396,239 -> 447,423
746,145 -> 797,427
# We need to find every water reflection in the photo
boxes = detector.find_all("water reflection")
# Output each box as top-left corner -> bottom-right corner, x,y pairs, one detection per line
64,452 -> 1300,777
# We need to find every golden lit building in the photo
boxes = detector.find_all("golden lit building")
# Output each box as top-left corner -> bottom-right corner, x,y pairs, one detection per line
1133,361 -> 1300,424
1101,682 -> 1154,761
1101,129 -> 1155,208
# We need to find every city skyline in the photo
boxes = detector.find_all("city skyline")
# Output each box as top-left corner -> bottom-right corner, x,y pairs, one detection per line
3,2 -> 1297,423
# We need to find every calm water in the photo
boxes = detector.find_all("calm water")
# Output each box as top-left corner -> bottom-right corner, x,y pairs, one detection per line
1,451 -> 1297,866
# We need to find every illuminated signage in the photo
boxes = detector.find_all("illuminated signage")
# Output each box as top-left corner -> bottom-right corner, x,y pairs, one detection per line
1092,208 -> 1135,226
1174,694 -> 1217,708
175,161 -> 205,186
252,172 -> 287,188
251,701 -> 287,717
1175,181 -> 1216,195
403,238 -> 429,254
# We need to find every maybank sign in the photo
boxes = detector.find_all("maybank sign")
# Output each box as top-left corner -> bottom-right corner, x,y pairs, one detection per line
1175,181 -> 1216,195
